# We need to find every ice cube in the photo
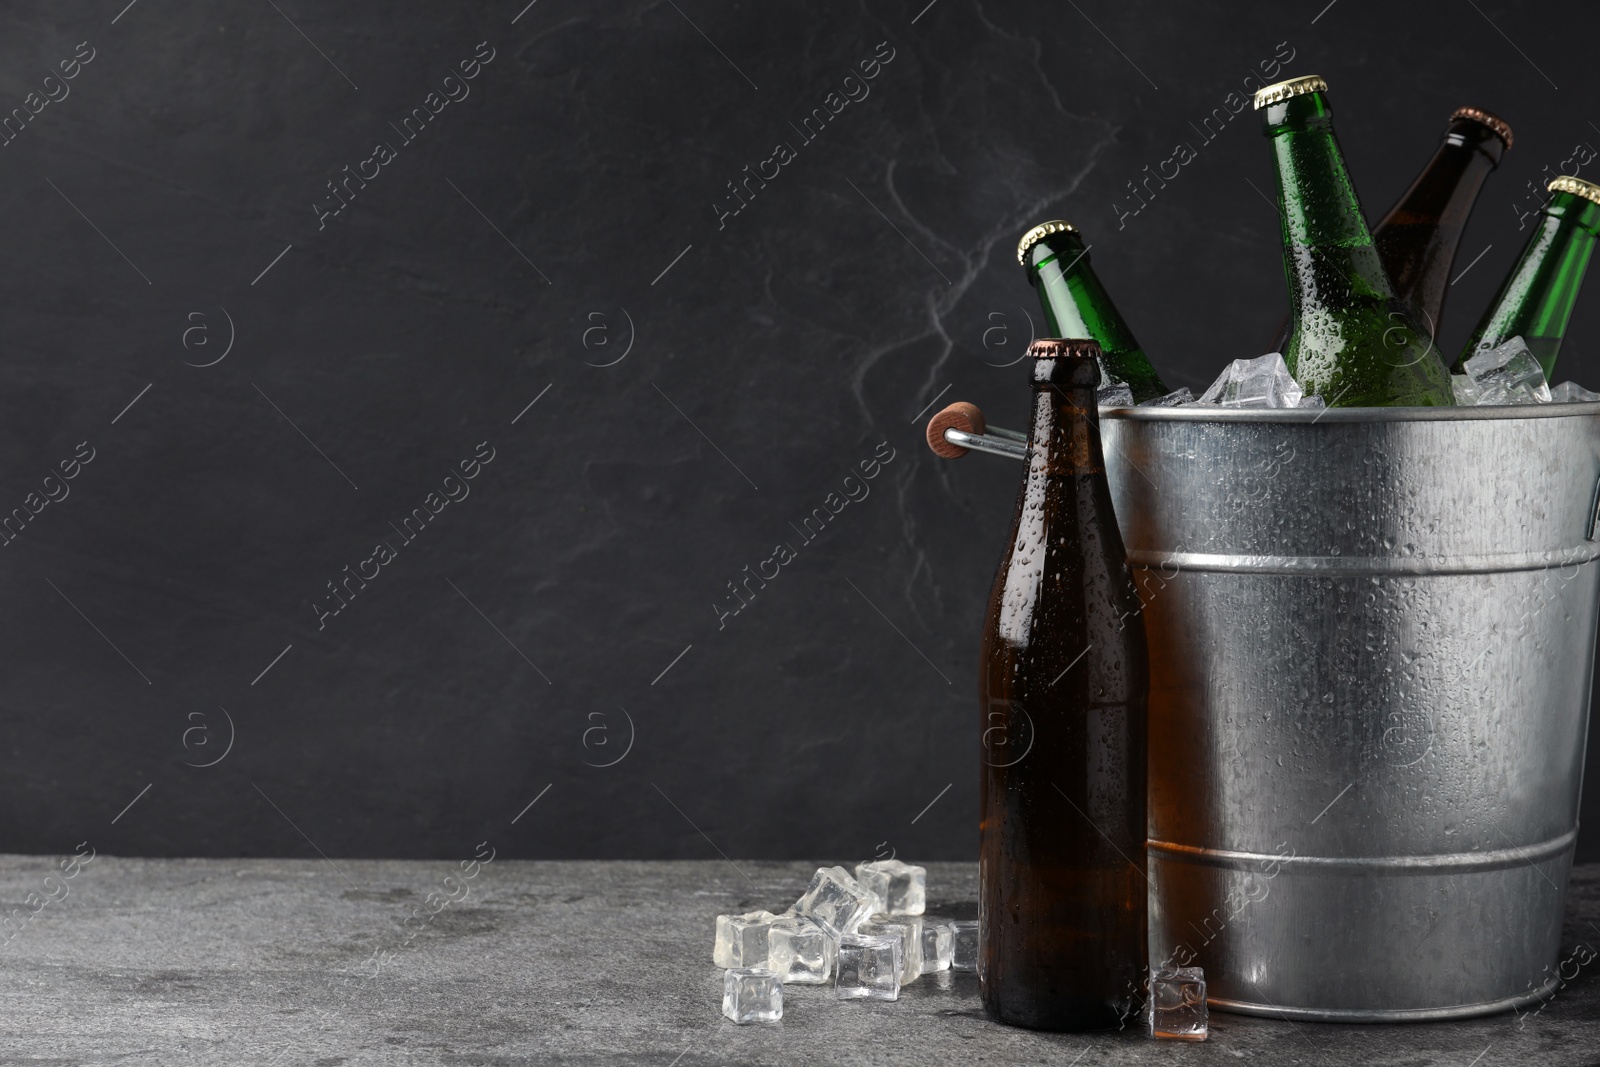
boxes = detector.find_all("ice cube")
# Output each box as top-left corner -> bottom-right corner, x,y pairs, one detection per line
860,917 -> 923,984
1451,373 -> 1483,406
854,860 -> 926,916
919,919 -> 954,973
787,866 -> 877,939
1197,353 -> 1304,408
1140,387 -> 1195,407
1149,966 -> 1207,1041
1097,383 -> 1135,407
713,910 -> 776,968
894,915 -> 925,976
1551,380 -> 1600,402
949,919 -> 979,971
722,967 -> 782,1024
766,915 -> 831,984
1298,394 -> 1326,409
835,933 -> 901,1001
1460,336 -> 1552,404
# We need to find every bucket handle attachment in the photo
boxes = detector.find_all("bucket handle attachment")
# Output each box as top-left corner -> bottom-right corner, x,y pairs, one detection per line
1589,472 -> 1600,542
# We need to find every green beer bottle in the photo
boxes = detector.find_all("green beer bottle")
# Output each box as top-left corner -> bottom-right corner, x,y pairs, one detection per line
1256,75 -> 1455,406
1017,222 -> 1170,403
1454,175 -> 1600,378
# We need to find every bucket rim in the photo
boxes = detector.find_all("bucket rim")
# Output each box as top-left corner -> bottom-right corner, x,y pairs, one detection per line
1101,400 -> 1600,424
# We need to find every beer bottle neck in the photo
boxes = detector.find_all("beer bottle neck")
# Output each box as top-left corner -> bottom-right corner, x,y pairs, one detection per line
1026,235 -> 1140,356
1373,116 -> 1507,332
1028,358 -> 1104,475
1460,191 -> 1600,378
1264,92 -> 1396,314
1381,117 -> 1506,228
1024,234 -> 1166,401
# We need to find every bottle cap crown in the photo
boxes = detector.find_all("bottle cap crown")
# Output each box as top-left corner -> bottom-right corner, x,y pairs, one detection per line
1016,220 -> 1077,266
1548,175 -> 1600,206
1449,106 -> 1513,149
1253,74 -> 1327,110
1028,338 -> 1100,360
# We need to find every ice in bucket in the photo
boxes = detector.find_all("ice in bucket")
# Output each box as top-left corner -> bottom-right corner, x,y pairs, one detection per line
1453,336 -> 1552,405
1196,353 -> 1309,408
1550,380 -> 1600,402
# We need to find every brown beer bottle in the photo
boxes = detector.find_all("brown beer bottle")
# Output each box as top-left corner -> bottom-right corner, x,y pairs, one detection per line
1267,106 -> 1513,351
978,337 -> 1148,1031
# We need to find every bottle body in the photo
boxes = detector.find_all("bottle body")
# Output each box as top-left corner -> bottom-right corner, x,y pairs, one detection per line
1455,180 -> 1600,378
1020,224 -> 1169,403
979,344 -> 1148,1031
1259,78 -> 1455,406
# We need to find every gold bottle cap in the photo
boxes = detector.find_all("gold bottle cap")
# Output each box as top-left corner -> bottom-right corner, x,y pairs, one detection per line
1253,74 -> 1328,110
1016,220 -> 1077,266
1549,175 -> 1600,205
1450,106 -> 1513,149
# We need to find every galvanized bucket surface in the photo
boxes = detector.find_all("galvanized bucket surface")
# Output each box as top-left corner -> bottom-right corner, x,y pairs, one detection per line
1100,402 -> 1600,1022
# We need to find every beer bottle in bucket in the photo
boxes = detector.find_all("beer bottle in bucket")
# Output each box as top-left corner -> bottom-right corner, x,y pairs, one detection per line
1266,106 -> 1513,352
979,337 -> 1148,1031
1018,222 -> 1170,403
1454,175 -> 1600,379
1256,75 -> 1456,406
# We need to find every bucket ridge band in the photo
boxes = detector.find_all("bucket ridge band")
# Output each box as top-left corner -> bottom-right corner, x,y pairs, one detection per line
1147,826 -> 1577,874
1127,547 -> 1600,576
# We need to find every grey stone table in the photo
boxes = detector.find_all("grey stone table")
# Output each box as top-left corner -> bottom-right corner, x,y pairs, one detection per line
0,856 -> 1595,1065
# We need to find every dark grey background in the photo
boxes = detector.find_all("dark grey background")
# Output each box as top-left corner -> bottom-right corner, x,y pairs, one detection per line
2,0 -> 1598,863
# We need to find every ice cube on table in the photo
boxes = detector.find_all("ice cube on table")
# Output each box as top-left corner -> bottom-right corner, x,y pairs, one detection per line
835,933 -> 901,1001
854,859 -> 926,916
949,919 -> 979,971
1140,387 -> 1195,407
1551,380 -> 1600,402
894,916 -> 925,977
713,910 -> 777,968
1097,383 -> 1135,407
919,919 -> 954,973
722,967 -> 782,1024
766,915 -> 831,984
787,866 -> 878,939
1459,336 -> 1552,405
1149,966 -> 1207,1041
1197,353 -> 1305,408
859,917 -> 923,984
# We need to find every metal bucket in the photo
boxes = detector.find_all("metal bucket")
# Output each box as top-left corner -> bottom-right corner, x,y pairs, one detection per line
1100,402 -> 1600,1022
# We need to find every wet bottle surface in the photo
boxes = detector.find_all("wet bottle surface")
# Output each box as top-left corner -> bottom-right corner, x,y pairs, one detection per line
1372,107 -> 1511,337
1018,222 -> 1170,403
978,338 -> 1148,1032
1266,107 -> 1511,352
1257,75 -> 1456,406
1454,176 -> 1600,378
